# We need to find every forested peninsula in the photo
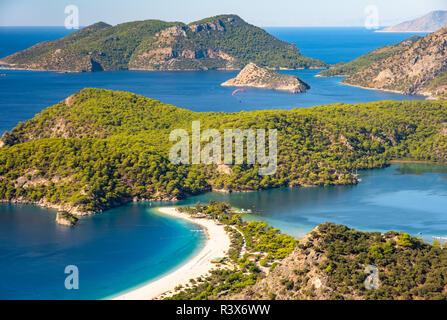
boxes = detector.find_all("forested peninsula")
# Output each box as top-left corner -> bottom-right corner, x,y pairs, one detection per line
168,202 -> 447,300
0,88 -> 446,214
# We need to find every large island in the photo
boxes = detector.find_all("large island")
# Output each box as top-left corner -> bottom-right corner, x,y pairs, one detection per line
0,15 -> 326,72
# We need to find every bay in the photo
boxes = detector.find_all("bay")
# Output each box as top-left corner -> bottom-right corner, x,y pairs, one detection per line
0,27 -> 442,300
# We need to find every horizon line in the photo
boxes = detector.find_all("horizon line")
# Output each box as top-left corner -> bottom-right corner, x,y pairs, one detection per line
0,25 -> 392,28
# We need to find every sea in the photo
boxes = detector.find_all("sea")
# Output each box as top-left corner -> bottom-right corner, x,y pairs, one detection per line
1,26 -> 445,300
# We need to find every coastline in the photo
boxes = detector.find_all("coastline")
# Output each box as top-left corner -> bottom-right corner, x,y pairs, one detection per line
112,206 -> 231,300
389,159 -> 439,164
339,81 -> 434,100
0,198 -> 96,216
315,73 -> 437,101
0,66 -> 321,73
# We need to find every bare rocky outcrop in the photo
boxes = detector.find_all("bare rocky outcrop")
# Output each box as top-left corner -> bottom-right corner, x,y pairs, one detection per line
129,21 -> 238,70
221,63 -> 310,93
2,45 -> 104,72
189,20 -> 226,33
343,26 -> 447,98
216,164 -> 233,175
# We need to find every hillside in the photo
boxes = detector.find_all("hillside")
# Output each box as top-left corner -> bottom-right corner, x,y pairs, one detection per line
379,10 -> 447,33
226,223 -> 447,300
221,63 -> 310,93
318,27 -> 447,99
0,15 -> 326,72
0,88 -> 446,214
164,203 -> 447,300
317,36 -> 420,77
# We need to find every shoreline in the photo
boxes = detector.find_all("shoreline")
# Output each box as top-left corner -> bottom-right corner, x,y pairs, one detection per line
315,73 -> 437,100
0,158 -> 442,216
0,65 -> 326,73
390,160 -> 433,164
340,81 -> 434,100
112,206 -> 231,300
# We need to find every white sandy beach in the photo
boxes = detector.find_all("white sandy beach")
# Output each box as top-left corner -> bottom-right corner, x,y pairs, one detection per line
113,207 -> 231,300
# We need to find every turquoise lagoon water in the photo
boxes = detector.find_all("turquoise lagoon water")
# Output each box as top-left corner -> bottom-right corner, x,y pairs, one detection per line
179,164 -> 447,242
0,27 -> 443,299
1,163 -> 446,299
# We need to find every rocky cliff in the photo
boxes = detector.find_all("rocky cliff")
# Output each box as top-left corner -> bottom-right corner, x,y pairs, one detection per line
0,15 -> 326,72
221,63 -> 310,93
319,27 -> 447,99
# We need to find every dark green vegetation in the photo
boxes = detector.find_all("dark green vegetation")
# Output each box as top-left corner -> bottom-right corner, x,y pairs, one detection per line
1,15 -> 325,71
0,88 -> 446,213
179,201 -> 296,262
313,224 -> 447,299
168,204 -> 447,300
318,36 -> 420,77
232,223 -> 447,300
424,71 -> 447,99
168,201 -> 296,299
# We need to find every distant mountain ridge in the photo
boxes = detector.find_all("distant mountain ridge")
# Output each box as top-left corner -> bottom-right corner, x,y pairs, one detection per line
0,15 -> 326,72
318,27 -> 447,99
379,10 -> 447,32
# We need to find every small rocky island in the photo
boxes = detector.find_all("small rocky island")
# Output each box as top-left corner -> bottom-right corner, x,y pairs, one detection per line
221,63 -> 310,93
56,211 -> 78,227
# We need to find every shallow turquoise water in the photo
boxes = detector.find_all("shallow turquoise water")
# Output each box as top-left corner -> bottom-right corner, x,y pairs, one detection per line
0,204 -> 204,299
0,163 -> 445,299
178,164 -> 447,241
0,27 -> 443,299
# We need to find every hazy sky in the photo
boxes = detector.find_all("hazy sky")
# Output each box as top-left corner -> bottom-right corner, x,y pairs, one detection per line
0,0 -> 446,27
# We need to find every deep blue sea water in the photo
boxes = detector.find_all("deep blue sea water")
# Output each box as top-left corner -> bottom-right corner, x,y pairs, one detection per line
264,27 -> 428,64
0,27 -> 444,300
0,27 -> 427,134
0,203 -> 204,299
